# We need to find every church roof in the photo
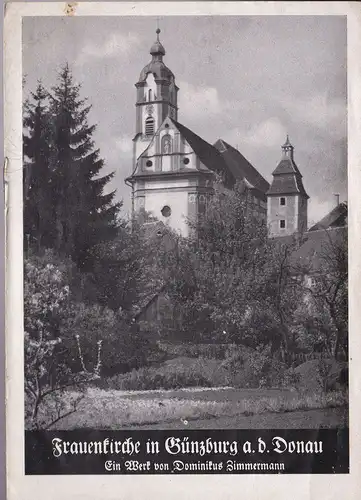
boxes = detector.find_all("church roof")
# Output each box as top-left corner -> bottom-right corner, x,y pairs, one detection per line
170,119 -> 229,178
308,202 -> 347,232
127,118 -> 218,180
130,118 -> 269,192
214,139 -> 270,194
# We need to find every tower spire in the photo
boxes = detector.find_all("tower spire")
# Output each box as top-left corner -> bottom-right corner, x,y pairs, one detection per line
282,134 -> 294,159
135,26 -> 178,154
150,27 -> 165,57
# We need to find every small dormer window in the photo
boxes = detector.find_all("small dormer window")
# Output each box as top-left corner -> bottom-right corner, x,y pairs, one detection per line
280,197 -> 286,206
145,116 -> 154,136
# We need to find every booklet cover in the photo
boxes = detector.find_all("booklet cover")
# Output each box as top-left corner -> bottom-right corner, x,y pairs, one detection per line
4,2 -> 361,499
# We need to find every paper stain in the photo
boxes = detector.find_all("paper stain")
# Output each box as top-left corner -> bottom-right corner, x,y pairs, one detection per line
65,3 -> 78,16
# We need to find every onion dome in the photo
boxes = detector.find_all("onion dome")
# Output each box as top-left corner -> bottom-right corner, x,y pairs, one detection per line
150,28 -> 165,56
138,29 -> 174,83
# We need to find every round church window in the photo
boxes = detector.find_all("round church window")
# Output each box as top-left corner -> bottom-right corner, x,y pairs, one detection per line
161,205 -> 171,218
183,158 -> 190,165
146,160 -> 153,167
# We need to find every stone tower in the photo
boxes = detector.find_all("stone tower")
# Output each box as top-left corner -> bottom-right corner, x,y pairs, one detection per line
267,136 -> 309,237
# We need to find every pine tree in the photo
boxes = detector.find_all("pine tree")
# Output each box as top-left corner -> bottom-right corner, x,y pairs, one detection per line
49,64 -> 121,268
23,82 -> 55,251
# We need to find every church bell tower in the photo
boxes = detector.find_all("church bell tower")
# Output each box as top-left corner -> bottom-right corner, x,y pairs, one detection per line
133,29 -> 179,165
125,29 -> 215,237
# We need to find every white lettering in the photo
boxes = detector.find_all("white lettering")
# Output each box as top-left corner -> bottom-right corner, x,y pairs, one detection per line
52,438 -> 63,458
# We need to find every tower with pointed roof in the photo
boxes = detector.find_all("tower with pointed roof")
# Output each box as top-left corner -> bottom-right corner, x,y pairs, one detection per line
266,136 -> 309,237
133,28 -> 179,165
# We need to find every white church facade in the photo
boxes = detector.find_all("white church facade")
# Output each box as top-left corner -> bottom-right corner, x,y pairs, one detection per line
125,30 -> 309,238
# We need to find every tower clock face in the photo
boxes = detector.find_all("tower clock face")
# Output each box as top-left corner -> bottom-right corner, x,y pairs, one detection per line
169,107 -> 175,118
146,104 -> 154,115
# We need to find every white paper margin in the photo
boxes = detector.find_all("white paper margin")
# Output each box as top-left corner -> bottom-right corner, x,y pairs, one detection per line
4,2 -> 361,499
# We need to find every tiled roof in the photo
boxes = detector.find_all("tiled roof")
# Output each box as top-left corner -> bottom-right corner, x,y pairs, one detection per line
131,120 -> 268,193
267,172 -> 309,197
170,119 -> 229,179
272,158 -> 302,176
309,202 -> 347,231
267,155 -> 308,198
214,139 -> 270,194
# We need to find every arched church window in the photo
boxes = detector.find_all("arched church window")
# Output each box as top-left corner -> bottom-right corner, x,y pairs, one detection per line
162,134 -> 172,154
148,89 -> 152,101
145,116 -> 155,136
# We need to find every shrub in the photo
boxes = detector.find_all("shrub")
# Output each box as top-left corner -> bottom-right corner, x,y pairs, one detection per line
294,359 -> 348,393
221,345 -> 293,388
24,257 -> 100,429
101,356 -> 230,391
105,364 -> 213,391
24,254 -> 163,428
157,341 -> 233,360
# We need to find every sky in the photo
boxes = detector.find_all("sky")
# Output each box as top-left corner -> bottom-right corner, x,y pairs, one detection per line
23,15 -> 347,226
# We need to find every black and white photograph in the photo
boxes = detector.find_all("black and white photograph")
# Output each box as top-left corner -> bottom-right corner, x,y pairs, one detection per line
19,9 -> 349,475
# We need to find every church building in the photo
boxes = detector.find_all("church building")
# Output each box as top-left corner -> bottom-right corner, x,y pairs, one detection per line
125,29 -> 308,238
